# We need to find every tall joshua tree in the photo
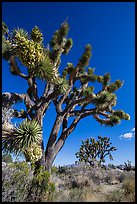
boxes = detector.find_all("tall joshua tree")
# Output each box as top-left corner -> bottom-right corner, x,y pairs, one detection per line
2,20 -> 130,171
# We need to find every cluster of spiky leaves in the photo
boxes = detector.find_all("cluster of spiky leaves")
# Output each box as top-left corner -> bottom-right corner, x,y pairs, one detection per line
61,59 -> 130,127
78,44 -> 92,70
2,119 -> 42,158
49,21 -> 73,66
2,21 -> 11,55
93,91 -> 117,110
50,21 -> 69,50
76,136 -> 117,166
2,21 -> 71,93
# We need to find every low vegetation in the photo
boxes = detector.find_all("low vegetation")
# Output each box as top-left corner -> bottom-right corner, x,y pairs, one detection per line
2,161 -> 135,202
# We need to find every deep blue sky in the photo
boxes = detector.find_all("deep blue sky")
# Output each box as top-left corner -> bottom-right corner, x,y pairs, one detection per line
2,2 -> 135,166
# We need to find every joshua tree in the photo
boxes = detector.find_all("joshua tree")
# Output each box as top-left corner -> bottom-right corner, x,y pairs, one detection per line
124,160 -> 132,171
2,20 -> 130,171
76,136 -> 117,166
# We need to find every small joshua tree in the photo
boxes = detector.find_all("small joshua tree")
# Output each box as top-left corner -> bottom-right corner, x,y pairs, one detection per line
124,160 -> 132,171
76,136 -> 117,166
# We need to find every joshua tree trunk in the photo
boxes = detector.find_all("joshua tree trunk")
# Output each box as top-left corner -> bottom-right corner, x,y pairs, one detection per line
44,115 -> 64,171
44,137 -> 65,172
44,147 -> 56,172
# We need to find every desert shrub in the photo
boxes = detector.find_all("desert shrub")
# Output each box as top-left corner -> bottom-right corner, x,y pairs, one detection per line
2,162 -> 32,202
68,188 -> 86,202
70,175 -> 90,189
106,189 -> 124,202
106,176 -> 135,202
51,165 -> 58,174
104,172 -> 118,184
116,173 -> 126,183
2,162 -> 56,202
123,176 -> 135,202
26,166 -> 55,202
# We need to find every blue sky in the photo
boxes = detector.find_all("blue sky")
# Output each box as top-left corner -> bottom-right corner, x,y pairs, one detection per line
2,2 -> 135,166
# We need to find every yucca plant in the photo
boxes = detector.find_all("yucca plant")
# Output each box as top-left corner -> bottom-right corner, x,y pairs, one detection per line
2,119 -> 42,156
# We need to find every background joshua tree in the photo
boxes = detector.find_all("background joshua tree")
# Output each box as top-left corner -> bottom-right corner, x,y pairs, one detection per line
124,160 -> 132,171
2,20 -> 130,171
76,136 -> 117,166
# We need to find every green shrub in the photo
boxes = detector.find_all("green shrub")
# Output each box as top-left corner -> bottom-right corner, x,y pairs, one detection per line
51,165 -> 58,174
26,166 -> 55,202
2,162 -> 32,202
2,162 -> 56,202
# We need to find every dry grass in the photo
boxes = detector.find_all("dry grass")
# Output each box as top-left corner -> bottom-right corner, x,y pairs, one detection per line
51,165 -> 135,202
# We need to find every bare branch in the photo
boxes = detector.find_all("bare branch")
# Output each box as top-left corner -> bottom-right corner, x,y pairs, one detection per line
2,92 -> 35,109
42,82 -> 50,97
27,77 -> 38,101
93,114 -> 110,125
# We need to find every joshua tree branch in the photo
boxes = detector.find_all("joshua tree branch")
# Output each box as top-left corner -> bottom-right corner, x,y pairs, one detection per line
2,92 -> 35,108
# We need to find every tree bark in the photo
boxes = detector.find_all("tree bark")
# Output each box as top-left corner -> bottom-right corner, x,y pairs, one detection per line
44,115 -> 64,172
44,146 -> 57,172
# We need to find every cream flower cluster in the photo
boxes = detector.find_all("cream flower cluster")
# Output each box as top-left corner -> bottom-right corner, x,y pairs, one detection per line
24,143 -> 42,163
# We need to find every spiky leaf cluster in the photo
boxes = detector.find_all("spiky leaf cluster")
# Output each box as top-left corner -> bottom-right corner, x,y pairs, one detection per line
83,86 -> 94,97
80,68 -> 97,85
78,44 -> 92,68
107,80 -> 123,93
32,56 -> 54,80
49,21 -> 71,68
10,28 -> 62,81
113,110 -> 130,120
103,72 -> 111,86
97,75 -> 104,83
50,21 -> 69,50
2,119 -> 42,155
76,136 -> 117,166
62,62 -> 75,78
62,38 -> 73,54
93,91 -> 117,110
2,21 -> 9,35
108,115 -> 121,127
2,22 -> 12,57
54,77 -> 69,94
